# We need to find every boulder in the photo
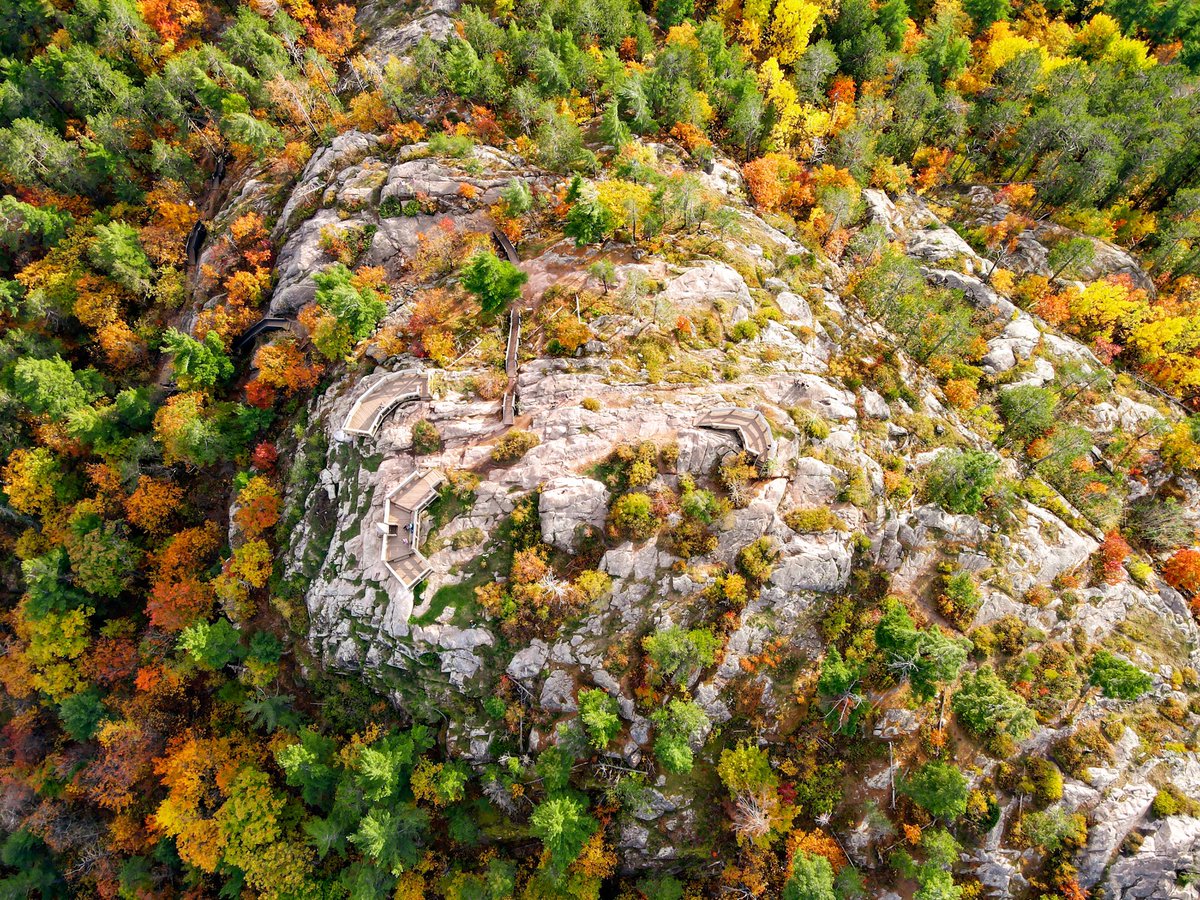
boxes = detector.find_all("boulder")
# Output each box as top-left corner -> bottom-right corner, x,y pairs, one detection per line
539,476 -> 609,550
774,290 -> 815,328
540,669 -> 577,713
674,427 -> 739,475
507,639 -> 549,682
861,388 -> 890,420
660,262 -> 752,314
357,0 -> 459,62
906,226 -> 979,269
1005,501 -> 1098,595
769,374 -> 857,421
862,188 -> 903,239
269,208 -> 347,315
1105,815 -> 1200,900
770,533 -> 853,593
787,457 -> 841,506
381,158 -> 467,203
924,268 -> 1022,319
601,542 -> 665,583
874,708 -> 919,740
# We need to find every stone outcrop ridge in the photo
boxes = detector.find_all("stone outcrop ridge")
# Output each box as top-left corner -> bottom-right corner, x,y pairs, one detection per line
265,141 -> 1200,888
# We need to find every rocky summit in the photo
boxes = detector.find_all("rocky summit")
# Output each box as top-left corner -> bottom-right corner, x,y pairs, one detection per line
5,0 -> 1200,897
274,124 -> 1200,897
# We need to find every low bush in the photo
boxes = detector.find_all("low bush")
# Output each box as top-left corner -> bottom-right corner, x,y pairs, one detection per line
610,492 -> 659,541
1051,722 -> 1116,779
784,507 -> 847,533
1090,650 -> 1152,700
730,320 -> 759,341
789,407 -> 831,440
450,527 -> 484,550
491,429 -> 540,463
412,418 -> 442,454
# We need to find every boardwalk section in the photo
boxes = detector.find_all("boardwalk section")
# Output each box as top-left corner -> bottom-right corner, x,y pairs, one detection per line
232,317 -> 291,355
491,229 -> 519,265
695,407 -> 775,459
342,372 -> 431,437
185,221 -> 207,267
380,470 -> 445,589
501,310 -> 520,423
505,310 -> 520,378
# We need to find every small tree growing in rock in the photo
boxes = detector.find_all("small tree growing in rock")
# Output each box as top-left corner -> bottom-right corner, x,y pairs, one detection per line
411,418 -> 442,455
923,449 -> 999,515
530,792 -> 597,872
719,451 -> 758,508
901,761 -> 969,820
737,537 -> 779,584
577,688 -> 621,749
650,699 -> 709,774
875,597 -> 968,700
817,648 -> 866,734
997,385 -> 1056,447
587,259 -> 616,294
642,626 -> 719,687
953,666 -> 1036,745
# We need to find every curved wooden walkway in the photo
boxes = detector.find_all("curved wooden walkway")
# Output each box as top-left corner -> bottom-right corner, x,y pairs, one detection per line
232,317 -> 292,355
343,371 -> 431,437
695,407 -> 775,459
492,230 -> 519,265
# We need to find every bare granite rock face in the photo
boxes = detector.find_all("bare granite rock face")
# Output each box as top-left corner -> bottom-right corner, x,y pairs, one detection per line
539,476 -> 610,550
1105,816 -> 1200,900
269,140 -> 531,316
1078,782 -> 1160,887
355,0 -> 460,64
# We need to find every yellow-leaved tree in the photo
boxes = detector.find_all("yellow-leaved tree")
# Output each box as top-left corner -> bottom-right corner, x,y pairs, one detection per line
1069,278 -> 1148,343
771,0 -> 820,65
758,57 -> 802,148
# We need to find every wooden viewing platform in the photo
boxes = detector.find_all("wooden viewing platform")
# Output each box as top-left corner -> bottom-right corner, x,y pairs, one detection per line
343,372 -> 431,437
380,470 -> 445,590
695,407 -> 775,459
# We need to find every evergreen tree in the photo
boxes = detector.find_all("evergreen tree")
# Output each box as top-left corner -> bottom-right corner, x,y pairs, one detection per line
460,252 -> 527,315
90,221 -> 154,294
530,794 -> 598,871
901,761 -> 969,819
162,329 -> 234,390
